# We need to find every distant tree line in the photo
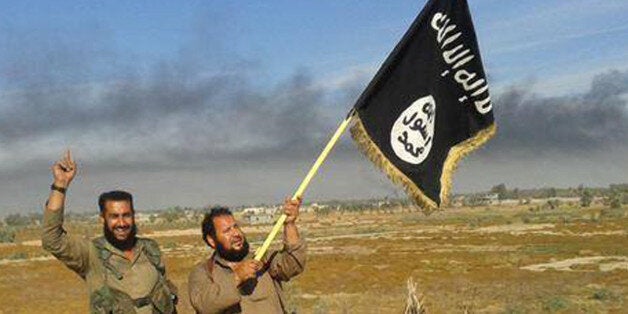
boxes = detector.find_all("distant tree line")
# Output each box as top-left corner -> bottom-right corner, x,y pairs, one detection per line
312,198 -> 415,216
3,213 -> 43,227
484,183 -> 627,208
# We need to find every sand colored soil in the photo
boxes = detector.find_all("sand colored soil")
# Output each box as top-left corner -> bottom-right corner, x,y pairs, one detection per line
1,205 -> 626,313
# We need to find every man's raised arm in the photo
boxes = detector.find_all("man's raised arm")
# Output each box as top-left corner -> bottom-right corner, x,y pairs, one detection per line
268,197 -> 306,281
42,150 -> 89,276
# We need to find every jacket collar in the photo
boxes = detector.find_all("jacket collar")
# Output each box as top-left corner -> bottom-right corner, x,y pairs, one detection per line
99,236 -> 141,259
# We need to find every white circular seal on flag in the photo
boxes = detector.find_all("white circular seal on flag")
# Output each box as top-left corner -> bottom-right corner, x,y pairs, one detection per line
390,95 -> 436,165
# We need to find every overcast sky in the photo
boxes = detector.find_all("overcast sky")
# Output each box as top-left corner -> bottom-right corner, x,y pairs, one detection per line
1,0 -> 627,215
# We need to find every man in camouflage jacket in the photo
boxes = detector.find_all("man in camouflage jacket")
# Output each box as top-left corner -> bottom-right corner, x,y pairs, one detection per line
42,150 -> 177,313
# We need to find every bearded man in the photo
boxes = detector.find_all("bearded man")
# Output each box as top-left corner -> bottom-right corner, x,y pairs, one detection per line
42,150 -> 177,313
188,199 -> 306,314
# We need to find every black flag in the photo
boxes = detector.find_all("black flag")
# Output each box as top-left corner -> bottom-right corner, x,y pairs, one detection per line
350,0 -> 495,213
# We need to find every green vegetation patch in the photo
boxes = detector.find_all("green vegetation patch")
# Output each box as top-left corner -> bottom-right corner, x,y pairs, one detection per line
542,296 -> 570,312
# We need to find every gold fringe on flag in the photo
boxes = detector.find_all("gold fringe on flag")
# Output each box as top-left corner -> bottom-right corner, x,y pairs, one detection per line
440,122 -> 497,207
350,115 -> 496,214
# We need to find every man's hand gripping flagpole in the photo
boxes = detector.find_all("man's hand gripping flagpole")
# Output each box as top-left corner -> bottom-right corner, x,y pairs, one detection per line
254,109 -> 356,261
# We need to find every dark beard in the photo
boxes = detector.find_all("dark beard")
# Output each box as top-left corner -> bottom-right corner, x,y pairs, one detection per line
103,224 -> 137,251
216,239 -> 250,262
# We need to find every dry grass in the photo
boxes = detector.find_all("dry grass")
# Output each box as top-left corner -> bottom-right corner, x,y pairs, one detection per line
1,205 -> 626,313
404,277 -> 426,314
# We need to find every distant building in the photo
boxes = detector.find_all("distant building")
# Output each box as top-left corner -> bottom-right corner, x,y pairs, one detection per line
460,193 -> 499,206
500,199 -> 520,206
242,206 -> 278,215
479,193 -> 499,205
302,203 -> 328,213
242,212 -> 274,225
134,213 -> 152,223
451,195 -> 465,207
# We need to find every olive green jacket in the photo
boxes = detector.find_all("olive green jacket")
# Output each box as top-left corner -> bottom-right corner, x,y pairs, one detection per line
42,208 -> 176,314
188,240 -> 306,314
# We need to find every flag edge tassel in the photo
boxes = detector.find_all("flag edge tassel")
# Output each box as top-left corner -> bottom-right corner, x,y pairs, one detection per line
440,123 -> 497,206
350,115 -> 438,214
350,115 -> 496,214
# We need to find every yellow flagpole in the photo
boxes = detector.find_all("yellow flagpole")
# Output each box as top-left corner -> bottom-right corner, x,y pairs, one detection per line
254,111 -> 355,261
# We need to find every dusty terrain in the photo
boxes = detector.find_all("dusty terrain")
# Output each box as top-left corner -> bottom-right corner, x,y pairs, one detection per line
1,204 -> 626,313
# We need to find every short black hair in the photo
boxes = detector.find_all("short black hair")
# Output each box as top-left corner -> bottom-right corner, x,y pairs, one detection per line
202,206 -> 233,246
98,190 -> 134,214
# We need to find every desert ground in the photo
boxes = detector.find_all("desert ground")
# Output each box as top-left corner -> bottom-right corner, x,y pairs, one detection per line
1,204 -> 626,313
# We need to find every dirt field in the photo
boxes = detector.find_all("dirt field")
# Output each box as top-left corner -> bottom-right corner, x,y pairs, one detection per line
1,205 -> 626,313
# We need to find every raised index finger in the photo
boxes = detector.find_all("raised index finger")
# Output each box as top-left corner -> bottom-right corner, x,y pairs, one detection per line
66,150 -> 76,168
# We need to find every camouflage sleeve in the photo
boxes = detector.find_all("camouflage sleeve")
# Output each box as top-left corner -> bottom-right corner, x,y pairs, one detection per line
268,238 -> 307,281
188,262 -> 241,314
41,207 -> 90,277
